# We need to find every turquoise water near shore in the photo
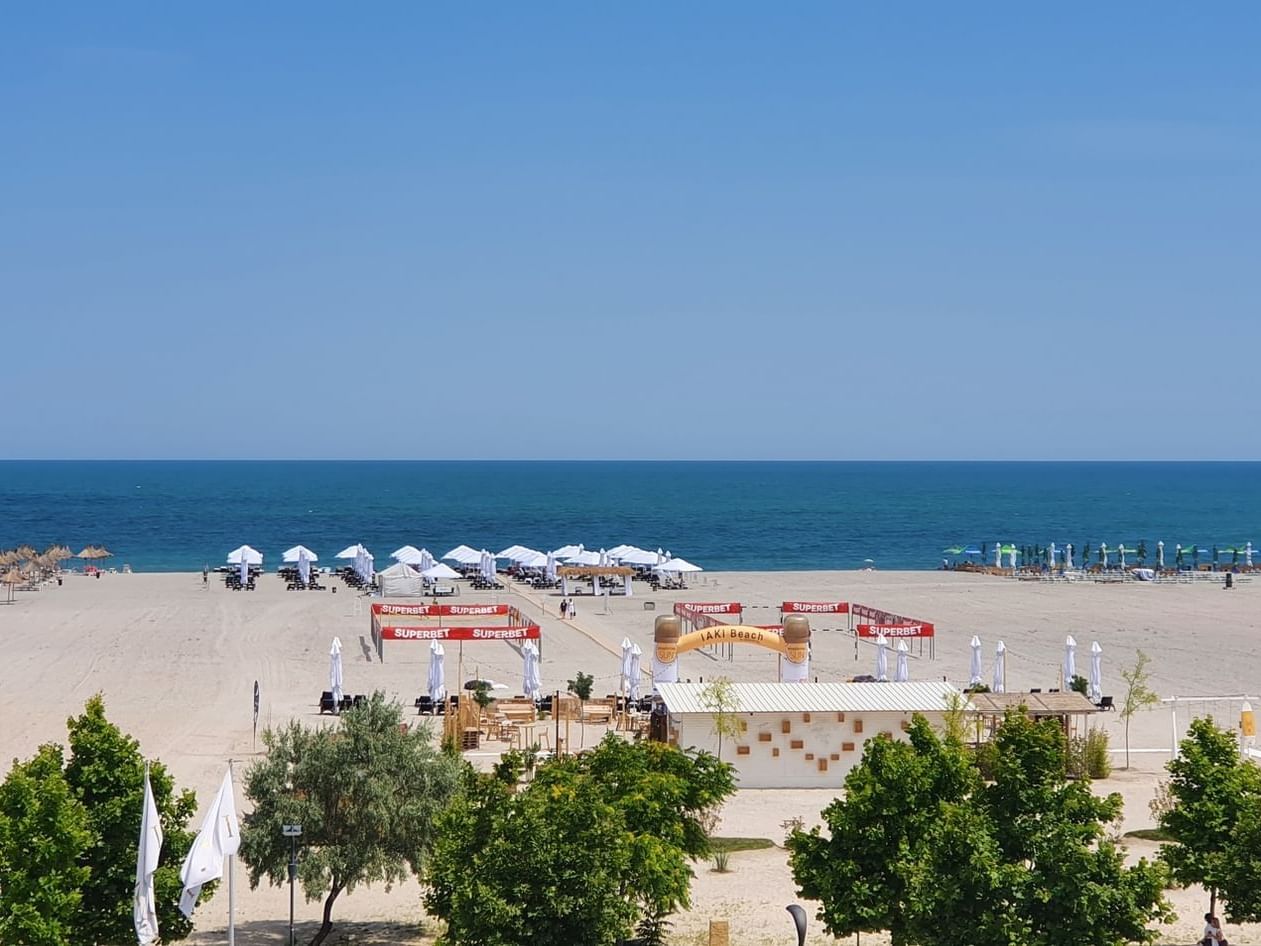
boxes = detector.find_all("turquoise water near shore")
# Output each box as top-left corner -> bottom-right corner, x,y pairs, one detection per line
0,461 -> 1257,572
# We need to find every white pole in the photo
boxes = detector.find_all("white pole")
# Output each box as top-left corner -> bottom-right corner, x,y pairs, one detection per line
228,758 -> 236,946
1170,701 -> 1179,757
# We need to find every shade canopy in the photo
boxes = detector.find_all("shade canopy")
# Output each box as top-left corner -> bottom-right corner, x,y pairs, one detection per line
444,546 -> 482,565
550,544 -> 582,559
516,550 -> 549,568
655,557 -> 702,573
282,545 -> 319,563
226,545 -> 262,565
421,562 -> 460,580
566,549 -> 603,566
391,545 -> 425,565
335,545 -> 364,559
616,547 -> 658,565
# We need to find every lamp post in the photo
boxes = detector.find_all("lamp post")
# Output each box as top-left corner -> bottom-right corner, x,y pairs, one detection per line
282,824 -> 302,946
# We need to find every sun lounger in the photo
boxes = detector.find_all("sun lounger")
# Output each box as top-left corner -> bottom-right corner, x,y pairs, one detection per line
319,691 -> 336,713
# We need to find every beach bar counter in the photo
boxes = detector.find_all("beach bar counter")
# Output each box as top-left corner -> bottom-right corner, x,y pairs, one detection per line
655,681 -> 962,788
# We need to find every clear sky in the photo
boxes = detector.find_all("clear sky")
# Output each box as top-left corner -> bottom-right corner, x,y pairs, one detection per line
4,4 -> 1258,459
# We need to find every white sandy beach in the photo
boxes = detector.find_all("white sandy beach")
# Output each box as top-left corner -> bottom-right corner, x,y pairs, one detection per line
2,569 -> 1257,945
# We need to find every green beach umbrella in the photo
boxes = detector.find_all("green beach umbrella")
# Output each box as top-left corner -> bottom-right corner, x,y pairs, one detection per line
943,547 -> 965,556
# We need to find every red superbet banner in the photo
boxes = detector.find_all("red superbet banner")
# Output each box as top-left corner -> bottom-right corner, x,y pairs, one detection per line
372,603 -> 510,617
781,601 -> 849,614
673,602 -> 742,616
379,625 -> 540,641
855,623 -> 935,639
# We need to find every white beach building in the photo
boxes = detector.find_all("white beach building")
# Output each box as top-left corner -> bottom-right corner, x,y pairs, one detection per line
654,681 -> 961,788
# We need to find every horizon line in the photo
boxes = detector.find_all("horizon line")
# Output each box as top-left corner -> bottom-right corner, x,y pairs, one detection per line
3,457 -> 1261,464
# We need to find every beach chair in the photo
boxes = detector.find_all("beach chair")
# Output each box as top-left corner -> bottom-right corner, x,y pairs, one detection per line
416,695 -> 434,715
352,694 -> 367,708
319,691 -> 336,714
1097,695 -> 1115,711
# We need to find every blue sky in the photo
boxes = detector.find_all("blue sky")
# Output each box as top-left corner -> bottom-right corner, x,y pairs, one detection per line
3,4 -> 1258,459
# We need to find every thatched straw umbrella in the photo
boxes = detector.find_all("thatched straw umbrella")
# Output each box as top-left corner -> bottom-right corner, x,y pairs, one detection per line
16,545 -> 36,561
0,550 -> 17,568
2,567 -> 23,604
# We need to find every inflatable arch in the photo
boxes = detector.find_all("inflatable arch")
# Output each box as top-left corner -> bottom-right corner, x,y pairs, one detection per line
652,613 -> 811,686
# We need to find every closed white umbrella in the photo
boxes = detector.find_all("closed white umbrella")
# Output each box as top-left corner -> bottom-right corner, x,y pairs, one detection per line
1100,543 -> 1109,568
1118,544 -> 1127,568
428,641 -> 446,704
522,641 -> 542,700
894,640 -> 910,682
329,637 -> 344,713
1063,635 -> 1077,685
875,633 -> 889,682
419,549 -> 435,572
239,555 -> 248,586
593,574 -> 602,595
993,640 -> 1006,693
544,551 -> 557,582
628,644 -> 642,700
1089,641 -> 1103,702
969,635 -> 983,685
1157,540 -> 1165,569
1247,542 -> 1253,568
994,543 -> 1002,567
1048,542 -> 1057,569
1065,543 -> 1075,570
620,637 -> 634,697
297,549 -> 311,585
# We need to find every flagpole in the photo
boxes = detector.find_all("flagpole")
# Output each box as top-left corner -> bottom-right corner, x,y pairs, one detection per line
227,759 -> 236,946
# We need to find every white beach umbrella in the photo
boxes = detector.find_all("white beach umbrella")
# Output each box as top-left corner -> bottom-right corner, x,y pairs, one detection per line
517,550 -> 548,568
1063,635 -> 1077,685
623,569 -> 633,596
329,637 -> 344,712
1065,543 -> 1074,570
1048,542 -> 1057,568
335,545 -> 361,559
1175,543 -> 1182,567
993,640 -> 1006,693
628,644 -> 643,700
226,544 -> 262,565
1157,540 -> 1165,569
606,544 -> 637,560
894,640 -> 910,682
238,555 -> 248,586
522,641 -> 542,700
442,545 -> 479,563
428,641 -> 446,704
419,549 -> 435,572
656,548 -> 665,566
1100,543 -> 1109,567
568,549 -> 602,566
551,544 -> 582,559
297,549 -> 311,585
618,547 -> 657,565
875,633 -> 889,682
969,635 -> 983,686
593,573 -> 602,595
497,545 -> 527,560
545,551 -> 558,581
620,638 -> 635,696
655,557 -> 702,573
391,545 -> 425,565
994,543 -> 1002,567
1089,641 -> 1103,702
283,545 -> 319,563
1247,542 -> 1253,568
421,562 -> 460,581
1118,544 -> 1127,567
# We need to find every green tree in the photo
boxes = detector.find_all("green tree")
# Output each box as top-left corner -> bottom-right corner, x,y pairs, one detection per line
699,676 -> 742,761
239,694 -> 461,946
425,734 -> 735,946
1119,650 -> 1160,769
1159,717 -> 1261,919
0,745 -> 93,946
566,671 -> 594,702
788,713 -> 1171,946
63,695 -> 200,945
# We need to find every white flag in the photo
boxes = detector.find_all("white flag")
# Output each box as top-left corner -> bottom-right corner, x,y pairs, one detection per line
179,767 -> 240,917
134,767 -> 163,945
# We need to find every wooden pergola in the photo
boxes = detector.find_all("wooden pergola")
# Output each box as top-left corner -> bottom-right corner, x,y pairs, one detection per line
555,565 -> 633,577
967,690 -> 1100,741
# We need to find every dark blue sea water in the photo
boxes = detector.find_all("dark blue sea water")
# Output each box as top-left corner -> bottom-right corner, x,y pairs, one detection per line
0,461 -> 1257,572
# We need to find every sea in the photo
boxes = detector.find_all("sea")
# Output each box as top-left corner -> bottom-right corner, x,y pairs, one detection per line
0,461 -> 1257,573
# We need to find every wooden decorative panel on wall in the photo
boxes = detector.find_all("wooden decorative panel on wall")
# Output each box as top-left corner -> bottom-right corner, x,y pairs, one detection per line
829,753 -> 840,761
790,739 -> 804,750
758,732 -> 772,742
736,745 -> 750,756
772,747 -> 780,757
836,712 -> 846,722
842,742 -> 855,752
818,758 -> 828,772
781,720 -> 792,733
852,719 -> 864,734
802,713 -> 812,723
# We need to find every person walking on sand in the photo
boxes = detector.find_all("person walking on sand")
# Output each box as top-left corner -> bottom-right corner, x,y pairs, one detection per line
560,598 -> 568,619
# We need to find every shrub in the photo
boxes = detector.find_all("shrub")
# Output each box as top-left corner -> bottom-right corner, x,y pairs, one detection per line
712,849 -> 731,873
1070,674 -> 1090,696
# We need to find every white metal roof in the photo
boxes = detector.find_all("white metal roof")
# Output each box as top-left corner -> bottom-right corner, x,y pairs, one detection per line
656,681 -> 962,715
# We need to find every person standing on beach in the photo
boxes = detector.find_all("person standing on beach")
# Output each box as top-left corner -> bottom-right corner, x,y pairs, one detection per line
560,598 -> 568,619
